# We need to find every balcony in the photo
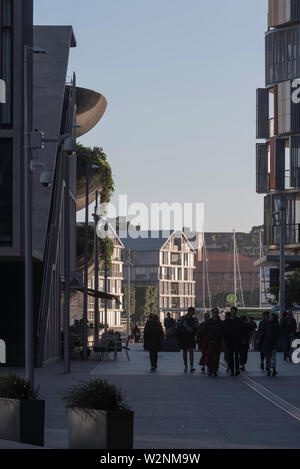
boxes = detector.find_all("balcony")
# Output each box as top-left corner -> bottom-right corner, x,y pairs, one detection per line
272,224 -> 300,246
269,118 -> 275,138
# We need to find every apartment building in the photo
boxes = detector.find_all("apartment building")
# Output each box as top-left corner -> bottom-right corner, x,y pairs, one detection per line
121,231 -> 196,321
256,0 -> 300,274
88,225 -> 124,329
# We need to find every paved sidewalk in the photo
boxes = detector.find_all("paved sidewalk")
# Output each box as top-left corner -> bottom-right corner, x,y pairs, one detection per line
1,345 -> 300,449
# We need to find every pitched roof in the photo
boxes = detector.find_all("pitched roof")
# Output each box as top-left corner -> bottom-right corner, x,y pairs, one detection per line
119,231 -> 170,251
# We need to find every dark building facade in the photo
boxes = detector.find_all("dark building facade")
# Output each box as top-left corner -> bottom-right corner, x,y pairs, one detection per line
0,1 -> 106,366
256,0 -> 300,271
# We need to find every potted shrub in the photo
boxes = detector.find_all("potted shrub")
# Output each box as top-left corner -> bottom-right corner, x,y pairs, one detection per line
0,374 -> 45,446
63,378 -> 134,449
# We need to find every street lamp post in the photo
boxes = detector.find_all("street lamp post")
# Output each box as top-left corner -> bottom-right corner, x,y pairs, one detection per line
24,45 -> 46,386
83,163 -> 99,359
273,195 -> 286,322
127,249 -> 131,337
104,224 -> 108,334
279,196 -> 286,322
83,163 -> 90,360
93,191 -> 100,345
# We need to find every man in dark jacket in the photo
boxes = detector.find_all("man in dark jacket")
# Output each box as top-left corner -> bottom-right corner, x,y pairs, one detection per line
259,313 -> 281,376
143,315 -> 164,371
205,308 -> 223,377
239,316 -> 252,371
164,313 -> 176,337
176,307 -> 198,373
223,307 -> 243,376
281,311 -> 297,361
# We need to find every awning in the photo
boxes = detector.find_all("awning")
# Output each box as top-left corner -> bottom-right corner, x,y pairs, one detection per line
74,287 -> 121,305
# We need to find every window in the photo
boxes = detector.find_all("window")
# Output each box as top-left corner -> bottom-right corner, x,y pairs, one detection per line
266,25 -> 300,86
0,139 -> 12,245
0,0 -> 13,127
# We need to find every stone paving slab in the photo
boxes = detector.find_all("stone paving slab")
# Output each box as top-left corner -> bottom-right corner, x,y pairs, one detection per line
0,345 -> 300,449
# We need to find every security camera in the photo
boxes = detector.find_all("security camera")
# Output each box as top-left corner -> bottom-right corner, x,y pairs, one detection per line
63,136 -> 77,155
40,171 -> 52,188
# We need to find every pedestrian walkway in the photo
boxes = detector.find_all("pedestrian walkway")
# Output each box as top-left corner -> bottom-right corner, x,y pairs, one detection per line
1,345 -> 300,449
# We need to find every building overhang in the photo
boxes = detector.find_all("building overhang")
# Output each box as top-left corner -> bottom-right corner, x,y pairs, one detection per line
255,254 -> 300,268
76,87 -> 107,138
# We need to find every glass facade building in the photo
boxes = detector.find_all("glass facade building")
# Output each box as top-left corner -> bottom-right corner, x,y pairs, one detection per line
257,0 -> 300,261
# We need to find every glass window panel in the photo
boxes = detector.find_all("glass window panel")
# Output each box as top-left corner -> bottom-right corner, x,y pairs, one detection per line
0,139 -> 12,245
2,0 -> 12,26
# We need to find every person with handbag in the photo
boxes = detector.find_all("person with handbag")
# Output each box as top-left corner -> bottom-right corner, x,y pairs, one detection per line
143,315 -> 164,371
256,311 -> 270,370
197,312 -> 210,373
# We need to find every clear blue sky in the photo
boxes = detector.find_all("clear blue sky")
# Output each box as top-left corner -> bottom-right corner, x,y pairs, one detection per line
34,0 -> 267,232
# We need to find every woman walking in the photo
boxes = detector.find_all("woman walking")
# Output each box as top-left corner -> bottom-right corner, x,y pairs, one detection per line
197,313 -> 210,372
143,315 -> 164,371
260,313 -> 281,376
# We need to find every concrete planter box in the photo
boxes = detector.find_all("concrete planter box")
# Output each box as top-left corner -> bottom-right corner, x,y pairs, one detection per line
68,408 -> 134,449
0,398 -> 45,447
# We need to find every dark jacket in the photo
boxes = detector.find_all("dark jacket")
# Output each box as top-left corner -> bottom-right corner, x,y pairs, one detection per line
259,319 -> 281,353
164,317 -> 176,330
176,314 -> 198,348
144,319 -> 164,351
280,316 -> 297,338
204,318 -> 223,343
223,317 -> 244,351
241,321 -> 252,345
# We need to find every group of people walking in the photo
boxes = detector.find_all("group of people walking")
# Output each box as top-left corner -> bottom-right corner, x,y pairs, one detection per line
143,307 -> 300,376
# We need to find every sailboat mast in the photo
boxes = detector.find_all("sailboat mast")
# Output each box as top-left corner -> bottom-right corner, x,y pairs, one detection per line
202,233 -> 205,311
233,230 -> 237,307
259,230 -> 262,309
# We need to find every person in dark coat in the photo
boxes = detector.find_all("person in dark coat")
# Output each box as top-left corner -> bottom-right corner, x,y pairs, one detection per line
223,311 -> 231,372
164,312 -> 176,338
223,307 -> 244,376
280,311 -> 297,361
239,316 -> 252,371
259,313 -> 281,376
249,316 -> 257,350
143,315 -> 164,371
143,313 -> 154,351
205,308 -> 223,377
133,324 -> 141,343
176,307 -> 198,373
256,311 -> 270,370
197,312 -> 210,372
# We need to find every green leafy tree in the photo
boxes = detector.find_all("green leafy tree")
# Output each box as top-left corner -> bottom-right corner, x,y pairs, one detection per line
144,286 -> 158,316
77,225 -> 114,272
76,144 -> 115,271
134,286 -> 158,323
77,144 -> 114,203
122,286 -> 136,319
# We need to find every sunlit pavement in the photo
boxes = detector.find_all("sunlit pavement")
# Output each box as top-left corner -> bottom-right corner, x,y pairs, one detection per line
1,344 -> 300,449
